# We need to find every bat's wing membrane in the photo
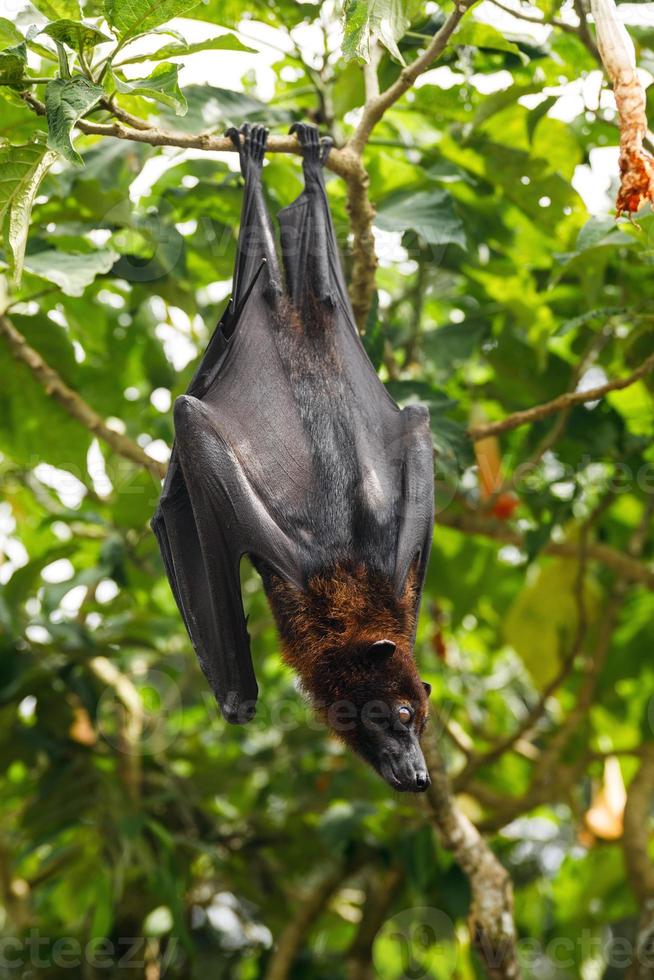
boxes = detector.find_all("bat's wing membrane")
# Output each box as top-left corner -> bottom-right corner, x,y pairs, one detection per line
152,446 -> 257,723
153,395 -> 303,723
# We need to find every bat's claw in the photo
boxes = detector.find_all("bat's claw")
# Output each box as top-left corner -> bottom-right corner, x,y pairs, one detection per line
245,123 -> 268,165
225,123 -> 268,171
225,125 -> 242,151
290,121 -> 324,165
319,135 -> 333,166
222,691 -> 257,724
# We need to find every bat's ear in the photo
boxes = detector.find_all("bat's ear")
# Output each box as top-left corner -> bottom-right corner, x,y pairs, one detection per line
422,681 -> 432,697
369,639 -> 396,656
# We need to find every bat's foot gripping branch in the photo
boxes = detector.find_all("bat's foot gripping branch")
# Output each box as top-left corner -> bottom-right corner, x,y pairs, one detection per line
289,121 -> 332,169
225,122 -> 268,171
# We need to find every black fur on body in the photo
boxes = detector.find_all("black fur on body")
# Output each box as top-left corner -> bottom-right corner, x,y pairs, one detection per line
261,294 -> 399,580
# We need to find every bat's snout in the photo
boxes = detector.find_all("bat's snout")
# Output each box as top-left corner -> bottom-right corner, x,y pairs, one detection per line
378,741 -> 431,793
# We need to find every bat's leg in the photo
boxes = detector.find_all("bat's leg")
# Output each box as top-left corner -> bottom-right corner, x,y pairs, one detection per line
185,124 -> 282,399
279,122 -> 348,314
225,123 -> 282,315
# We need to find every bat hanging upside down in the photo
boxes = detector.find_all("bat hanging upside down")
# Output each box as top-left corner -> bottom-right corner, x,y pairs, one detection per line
153,123 -> 435,792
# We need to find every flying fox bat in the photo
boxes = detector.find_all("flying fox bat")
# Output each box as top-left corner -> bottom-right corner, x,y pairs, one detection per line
152,123 -> 435,792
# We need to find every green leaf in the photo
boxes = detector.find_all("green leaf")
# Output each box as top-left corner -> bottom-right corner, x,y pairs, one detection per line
29,0 -> 82,18
104,0 -> 201,39
116,32 -> 257,65
473,82 -> 541,127
526,95 -> 557,143
556,306 -> 629,337
0,18 -> 24,50
0,43 -> 26,85
163,84 -> 279,134
22,248 -> 119,295
40,20 -> 112,54
423,320 -> 487,369
504,559 -> 602,688
0,91 -> 45,143
111,63 -> 187,115
455,20 -> 526,60
0,314 -> 90,470
343,0 -> 417,63
575,215 -> 633,252
45,76 -> 104,165
0,140 -> 58,286
375,188 -> 466,249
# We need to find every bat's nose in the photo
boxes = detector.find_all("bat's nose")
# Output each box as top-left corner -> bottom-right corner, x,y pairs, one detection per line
414,769 -> 430,792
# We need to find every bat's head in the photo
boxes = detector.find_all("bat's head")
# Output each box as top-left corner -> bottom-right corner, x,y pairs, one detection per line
322,639 -> 432,793
263,563 -> 432,793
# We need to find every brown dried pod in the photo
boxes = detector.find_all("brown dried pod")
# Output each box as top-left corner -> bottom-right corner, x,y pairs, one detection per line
590,0 -> 654,213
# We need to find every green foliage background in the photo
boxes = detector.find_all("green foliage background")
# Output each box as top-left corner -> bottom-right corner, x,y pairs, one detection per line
1,0 -> 654,977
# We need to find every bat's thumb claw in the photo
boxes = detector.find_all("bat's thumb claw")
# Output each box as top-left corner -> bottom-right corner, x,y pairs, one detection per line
221,691 -> 257,724
225,127 -> 242,153
319,136 -> 333,165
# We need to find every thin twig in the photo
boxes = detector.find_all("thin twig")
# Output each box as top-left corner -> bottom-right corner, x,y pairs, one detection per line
436,509 -> 654,590
454,527 -> 592,787
20,91 -> 357,181
484,324 -> 615,506
0,314 -> 165,480
468,351 -> 654,440
349,1 -> 477,155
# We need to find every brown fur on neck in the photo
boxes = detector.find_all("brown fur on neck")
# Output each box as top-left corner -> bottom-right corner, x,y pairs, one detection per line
262,563 -> 427,729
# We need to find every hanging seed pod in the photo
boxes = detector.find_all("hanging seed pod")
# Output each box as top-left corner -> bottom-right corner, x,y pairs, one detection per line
590,0 -> 654,213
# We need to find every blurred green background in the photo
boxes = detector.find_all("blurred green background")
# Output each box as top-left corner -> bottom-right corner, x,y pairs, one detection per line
1,0 -> 654,977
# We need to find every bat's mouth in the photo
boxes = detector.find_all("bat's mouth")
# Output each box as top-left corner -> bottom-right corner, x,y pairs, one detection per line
379,757 -> 404,791
379,750 -> 430,794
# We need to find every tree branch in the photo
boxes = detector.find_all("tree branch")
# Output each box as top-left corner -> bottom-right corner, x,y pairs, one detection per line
482,325 -> 614,509
342,149 -> 379,331
20,91 -> 358,182
20,0 -> 477,337
4,314 -> 651,594
0,314 -> 165,481
468,351 -> 654,441
487,0 -> 600,60
21,91 -> 375,330
342,3 -> 477,326
436,509 -> 654,590
423,727 -> 521,979
349,2 -> 477,156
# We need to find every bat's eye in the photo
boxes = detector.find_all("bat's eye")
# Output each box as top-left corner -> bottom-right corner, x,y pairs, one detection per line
397,705 -> 412,726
